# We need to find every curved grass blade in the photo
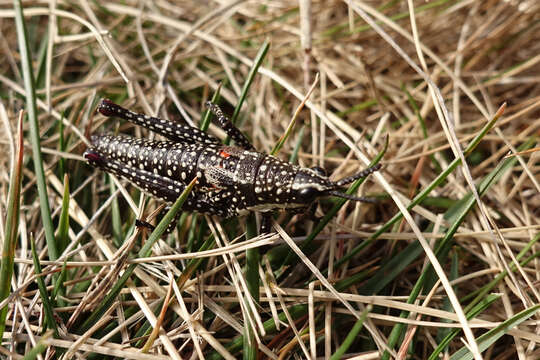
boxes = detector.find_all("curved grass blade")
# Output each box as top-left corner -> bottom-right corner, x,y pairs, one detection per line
271,73 -> 319,156
428,294 -> 500,360
13,0 -> 58,260
200,82 -> 223,132
427,236 -> 540,360
450,304 -> 540,360
30,235 -> 59,338
231,39 -> 270,125
57,174 -> 70,253
330,305 -> 372,360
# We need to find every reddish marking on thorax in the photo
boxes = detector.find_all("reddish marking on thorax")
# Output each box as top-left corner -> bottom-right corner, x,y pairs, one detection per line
219,150 -> 231,158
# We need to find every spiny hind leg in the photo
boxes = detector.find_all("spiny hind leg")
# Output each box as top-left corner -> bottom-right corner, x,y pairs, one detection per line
205,102 -> 255,151
98,99 -> 221,146
86,149 -> 190,234
86,149 -> 236,214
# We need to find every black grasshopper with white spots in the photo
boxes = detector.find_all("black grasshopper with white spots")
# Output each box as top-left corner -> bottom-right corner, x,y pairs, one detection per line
84,99 -> 380,233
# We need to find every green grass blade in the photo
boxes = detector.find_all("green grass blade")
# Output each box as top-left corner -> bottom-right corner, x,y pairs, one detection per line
231,40 -> 270,125
184,213 -> 199,253
370,137 -> 534,296
51,260 -> 68,302
34,30 -> 48,90
360,240 -> 424,294
330,305 -> 371,360
54,175 -> 69,307
57,174 -> 70,253
200,82 -> 223,132
450,304 -> 540,360
428,294 -> 500,360
336,99 -> 378,117
288,124 -> 305,164
137,181 -> 197,257
0,115 -> 23,340
271,75 -> 318,156
13,0 -> 58,260
30,235 -> 59,338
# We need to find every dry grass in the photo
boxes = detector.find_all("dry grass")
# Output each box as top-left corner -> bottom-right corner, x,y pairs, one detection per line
0,0 -> 539,359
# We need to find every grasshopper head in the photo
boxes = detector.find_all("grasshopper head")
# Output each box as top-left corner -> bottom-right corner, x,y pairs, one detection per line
290,163 -> 381,205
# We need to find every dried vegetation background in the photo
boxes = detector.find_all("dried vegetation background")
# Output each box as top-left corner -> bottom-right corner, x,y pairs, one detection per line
0,0 -> 539,359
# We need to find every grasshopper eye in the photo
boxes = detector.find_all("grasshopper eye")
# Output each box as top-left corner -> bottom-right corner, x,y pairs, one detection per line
297,187 -> 319,203
310,166 -> 327,177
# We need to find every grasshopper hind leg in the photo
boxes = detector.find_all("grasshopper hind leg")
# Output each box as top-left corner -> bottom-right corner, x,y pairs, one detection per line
98,99 -> 221,146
